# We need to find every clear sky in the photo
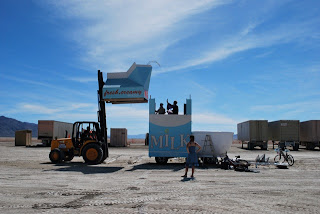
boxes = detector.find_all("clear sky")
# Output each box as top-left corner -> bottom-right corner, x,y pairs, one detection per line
1,0 -> 319,135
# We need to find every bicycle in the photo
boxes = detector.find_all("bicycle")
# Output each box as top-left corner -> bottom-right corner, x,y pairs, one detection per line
274,147 -> 294,166
222,154 -> 250,171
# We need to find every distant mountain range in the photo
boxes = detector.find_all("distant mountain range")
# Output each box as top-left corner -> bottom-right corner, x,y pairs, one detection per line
128,134 -> 146,139
0,116 -> 237,139
0,116 -> 38,137
0,116 -> 146,139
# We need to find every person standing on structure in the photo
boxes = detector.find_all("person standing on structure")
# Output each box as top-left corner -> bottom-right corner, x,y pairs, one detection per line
167,99 -> 178,114
155,103 -> 166,114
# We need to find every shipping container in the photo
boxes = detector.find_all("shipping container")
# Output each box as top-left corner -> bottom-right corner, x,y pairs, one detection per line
300,120 -> 320,150
237,120 -> 268,150
110,128 -> 128,147
15,130 -> 32,146
268,120 -> 300,150
38,120 -> 73,146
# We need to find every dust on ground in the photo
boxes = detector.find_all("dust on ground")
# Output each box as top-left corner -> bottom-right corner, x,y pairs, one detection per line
0,138 -> 319,213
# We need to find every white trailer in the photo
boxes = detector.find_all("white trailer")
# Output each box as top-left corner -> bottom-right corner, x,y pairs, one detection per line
38,120 -> 73,146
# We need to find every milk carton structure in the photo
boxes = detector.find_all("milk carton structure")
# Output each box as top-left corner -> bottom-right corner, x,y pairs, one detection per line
148,98 -> 233,163
149,98 -> 192,160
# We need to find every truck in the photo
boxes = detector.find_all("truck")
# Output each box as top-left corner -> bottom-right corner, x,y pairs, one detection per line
237,120 -> 269,150
38,120 -> 73,146
148,98 -> 233,164
300,120 -> 320,150
268,120 -> 300,151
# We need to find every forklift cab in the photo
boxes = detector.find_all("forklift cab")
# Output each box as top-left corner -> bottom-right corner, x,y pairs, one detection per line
72,121 -> 100,148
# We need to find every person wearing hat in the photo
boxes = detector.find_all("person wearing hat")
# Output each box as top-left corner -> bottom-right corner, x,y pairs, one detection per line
155,103 -> 166,114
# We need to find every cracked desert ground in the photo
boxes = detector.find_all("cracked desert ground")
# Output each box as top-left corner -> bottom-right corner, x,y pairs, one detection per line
0,138 -> 319,214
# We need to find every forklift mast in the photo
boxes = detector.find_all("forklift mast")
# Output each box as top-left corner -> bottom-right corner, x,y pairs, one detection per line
97,64 -> 152,159
97,70 -> 108,157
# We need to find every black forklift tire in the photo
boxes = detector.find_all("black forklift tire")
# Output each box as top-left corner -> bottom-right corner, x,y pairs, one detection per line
155,157 -> 168,164
99,143 -> 108,163
100,150 -> 108,163
49,148 -> 64,163
82,144 -> 103,164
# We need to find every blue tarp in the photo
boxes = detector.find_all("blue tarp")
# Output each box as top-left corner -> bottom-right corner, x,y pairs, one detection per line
103,63 -> 152,104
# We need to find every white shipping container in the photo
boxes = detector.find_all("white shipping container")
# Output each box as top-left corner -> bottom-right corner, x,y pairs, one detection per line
38,120 -> 73,145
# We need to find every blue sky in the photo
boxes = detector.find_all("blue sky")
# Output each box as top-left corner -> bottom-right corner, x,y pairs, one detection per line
1,0 -> 319,135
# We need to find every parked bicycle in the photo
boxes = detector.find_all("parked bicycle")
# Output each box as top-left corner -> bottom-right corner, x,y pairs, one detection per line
274,147 -> 294,166
222,154 -> 250,171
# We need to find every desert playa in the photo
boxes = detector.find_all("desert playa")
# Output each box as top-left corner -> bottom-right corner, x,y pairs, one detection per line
0,139 -> 319,214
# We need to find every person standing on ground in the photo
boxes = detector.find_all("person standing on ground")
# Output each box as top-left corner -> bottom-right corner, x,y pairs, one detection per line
167,99 -> 178,114
182,135 -> 201,178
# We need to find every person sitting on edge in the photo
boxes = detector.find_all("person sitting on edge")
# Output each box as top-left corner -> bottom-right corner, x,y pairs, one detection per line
155,103 -> 166,114
167,99 -> 178,114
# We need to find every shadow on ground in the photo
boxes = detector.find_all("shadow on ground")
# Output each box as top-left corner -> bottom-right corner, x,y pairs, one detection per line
180,177 -> 196,182
126,163 -> 185,172
126,162 -> 221,172
42,162 -> 123,174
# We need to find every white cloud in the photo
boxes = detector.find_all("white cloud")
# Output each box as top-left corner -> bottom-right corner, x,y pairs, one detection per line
8,102 -> 96,116
67,77 -> 97,83
190,81 -> 216,97
192,112 -> 239,132
22,104 -> 60,114
39,1 -> 319,76
44,0 -> 230,71
193,112 -> 238,125
251,101 -> 320,112
156,19 -> 318,74
0,74 -> 94,98
250,101 -> 320,121
106,105 -> 149,120
11,102 -> 149,131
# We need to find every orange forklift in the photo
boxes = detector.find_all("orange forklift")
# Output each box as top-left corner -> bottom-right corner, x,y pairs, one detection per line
49,63 -> 152,164
49,71 -> 108,164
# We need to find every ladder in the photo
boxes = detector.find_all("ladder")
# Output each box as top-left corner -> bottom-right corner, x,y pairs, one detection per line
202,135 -> 214,155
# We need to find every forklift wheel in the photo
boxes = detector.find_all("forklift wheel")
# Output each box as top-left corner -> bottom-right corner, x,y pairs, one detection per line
82,144 -> 103,164
49,148 -> 64,163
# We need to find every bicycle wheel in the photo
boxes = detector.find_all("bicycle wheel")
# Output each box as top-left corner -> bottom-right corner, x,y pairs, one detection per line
287,154 -> 294,166
274,155 -> 284,163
